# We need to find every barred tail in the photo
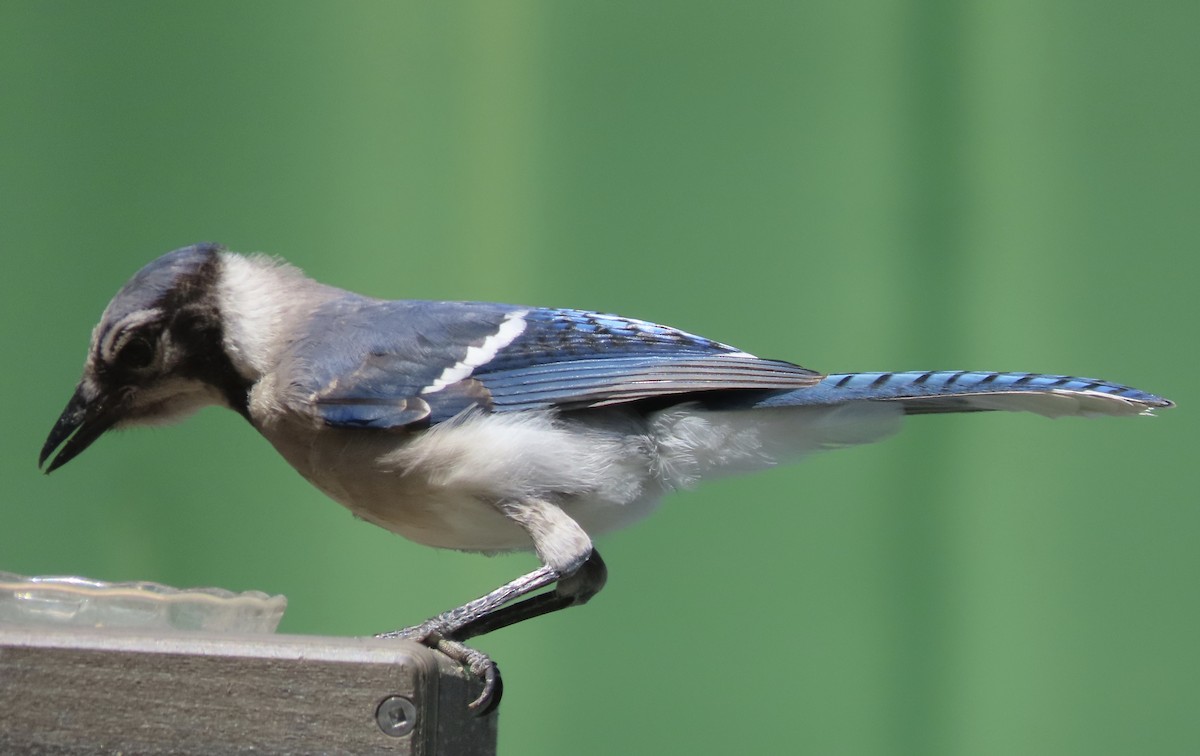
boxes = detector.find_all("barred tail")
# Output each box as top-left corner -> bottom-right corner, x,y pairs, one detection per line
746,370 -> 1173,418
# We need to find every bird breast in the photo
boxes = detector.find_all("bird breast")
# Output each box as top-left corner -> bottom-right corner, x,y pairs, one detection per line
251,406 -> 669,554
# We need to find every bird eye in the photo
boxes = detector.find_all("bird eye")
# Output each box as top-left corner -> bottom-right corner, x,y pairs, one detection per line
116,334 -> 156,369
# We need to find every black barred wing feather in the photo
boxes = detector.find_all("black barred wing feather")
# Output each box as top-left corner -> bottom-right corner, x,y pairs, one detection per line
478,354 -> 821,411
458,307 -> 821,413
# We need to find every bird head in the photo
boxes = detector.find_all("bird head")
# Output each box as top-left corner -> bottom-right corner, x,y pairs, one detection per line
40,243 -> 249,473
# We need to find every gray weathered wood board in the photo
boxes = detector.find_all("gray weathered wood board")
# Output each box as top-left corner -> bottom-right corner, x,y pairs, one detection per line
0,626 -> 497,754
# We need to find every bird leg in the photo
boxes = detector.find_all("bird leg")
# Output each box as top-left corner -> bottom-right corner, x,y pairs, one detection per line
379,564 -> 559,642
378,498 -> 604,712
375,564 -> 555,712
448,550 -> 607,641
376,551 -> 607,713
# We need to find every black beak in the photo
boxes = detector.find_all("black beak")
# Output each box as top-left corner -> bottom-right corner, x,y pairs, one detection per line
40,381 -> 125,473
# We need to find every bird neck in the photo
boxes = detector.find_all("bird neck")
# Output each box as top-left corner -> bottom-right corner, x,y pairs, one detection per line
215,252 -> 340,383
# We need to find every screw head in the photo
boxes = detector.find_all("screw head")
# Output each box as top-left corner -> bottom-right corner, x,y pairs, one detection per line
376,695 -> 417,737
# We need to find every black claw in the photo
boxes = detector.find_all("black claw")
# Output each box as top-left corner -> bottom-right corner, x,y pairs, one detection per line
377,625 -> 501,715
433,636 -> 503,715
469,658 -> 503,715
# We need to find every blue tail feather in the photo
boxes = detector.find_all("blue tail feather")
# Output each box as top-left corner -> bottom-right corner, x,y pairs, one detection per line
744,370 -> 1172,417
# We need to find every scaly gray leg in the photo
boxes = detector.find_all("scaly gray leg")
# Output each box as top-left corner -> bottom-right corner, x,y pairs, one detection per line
378,498 -> 601,713
448,551 -> 607,641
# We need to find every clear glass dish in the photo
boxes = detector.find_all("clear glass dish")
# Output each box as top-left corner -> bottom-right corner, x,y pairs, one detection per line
0,571 -> 286,633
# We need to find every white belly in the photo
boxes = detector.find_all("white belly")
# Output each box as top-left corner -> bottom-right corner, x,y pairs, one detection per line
250,392 -> 888,554
253,408 -> 668,553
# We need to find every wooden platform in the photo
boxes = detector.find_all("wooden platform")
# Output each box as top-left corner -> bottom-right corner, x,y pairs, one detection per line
0,626 -> 497,755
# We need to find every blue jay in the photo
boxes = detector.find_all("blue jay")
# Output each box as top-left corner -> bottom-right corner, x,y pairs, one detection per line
41,243 -> 1172,711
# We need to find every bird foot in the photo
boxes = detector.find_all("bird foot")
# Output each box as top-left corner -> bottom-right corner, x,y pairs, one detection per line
376,623 -> 502,714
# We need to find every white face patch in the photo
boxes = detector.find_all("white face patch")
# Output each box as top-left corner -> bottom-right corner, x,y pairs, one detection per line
422,310 -> 529,395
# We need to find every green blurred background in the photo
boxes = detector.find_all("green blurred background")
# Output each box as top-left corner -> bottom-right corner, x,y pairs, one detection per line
1,2 -> 1195,754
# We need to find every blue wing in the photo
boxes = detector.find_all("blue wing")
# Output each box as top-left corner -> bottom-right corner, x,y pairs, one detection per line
286,300 -> 821,429
474,308 -> 820,412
